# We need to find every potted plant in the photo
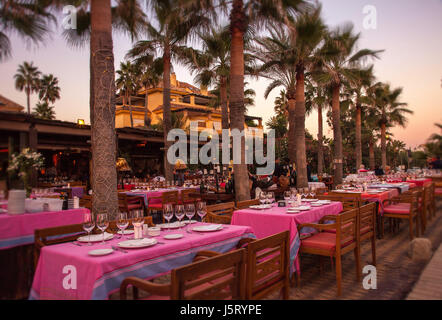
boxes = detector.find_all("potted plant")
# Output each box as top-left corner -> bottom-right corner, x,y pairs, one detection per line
7,148 -> 45,197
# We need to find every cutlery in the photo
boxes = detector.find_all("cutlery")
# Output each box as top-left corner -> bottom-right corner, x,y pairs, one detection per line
111,245 -> 127,253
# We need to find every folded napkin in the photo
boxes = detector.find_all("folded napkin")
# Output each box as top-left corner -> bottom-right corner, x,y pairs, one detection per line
204,224 -> 223,231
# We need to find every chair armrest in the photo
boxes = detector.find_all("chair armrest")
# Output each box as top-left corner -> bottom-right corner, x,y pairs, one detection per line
297,222 -> 337,232
192,250 -> 221,262
236,237 -> 256,249
319,215 -> 338,223
120,277 -> 170,300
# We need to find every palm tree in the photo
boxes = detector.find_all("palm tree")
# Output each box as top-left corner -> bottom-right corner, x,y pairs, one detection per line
126,0 -> 209,181
313,23 -> 381,184
254,6 -> 325,187
38,74 -> 61,104
116,61 -> 138,127
370,83 -> 413,169
0,0 -> 54,61
61,0 -> 147,218
133,56 -> 163,127
33,101 -> 55,120
14,61 -> 41,114
346,66 -> 375,170
227,0 -> 308,201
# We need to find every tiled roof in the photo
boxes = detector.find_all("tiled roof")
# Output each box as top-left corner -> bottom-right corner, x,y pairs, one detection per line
0,94 -> 24,112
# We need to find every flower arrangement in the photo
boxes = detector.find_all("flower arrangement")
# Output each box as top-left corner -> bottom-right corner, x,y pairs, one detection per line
7,148 -> 45,196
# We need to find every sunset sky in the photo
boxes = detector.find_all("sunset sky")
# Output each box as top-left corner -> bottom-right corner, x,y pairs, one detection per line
1,0 -> 441,149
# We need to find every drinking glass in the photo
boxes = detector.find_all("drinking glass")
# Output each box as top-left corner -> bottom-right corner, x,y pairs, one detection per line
290,188 -> 297,199
259,192 -> 267,205
116,212 -> 129,239
163,203 -> 174,230
96,213 -> 109,244
131,210 -> 144,239
267,192 -> 275,204
185,203 -> 195,225
196,201 -> 207,222
82,212 -> 95,246
175,204 -> 185,229
309,187 -> 316,199
284,191 -> 291,205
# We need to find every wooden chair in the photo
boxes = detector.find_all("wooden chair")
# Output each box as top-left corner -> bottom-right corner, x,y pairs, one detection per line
120,248 -> 246,300
118,193 -> 144,215
204,211 -> 232,224
382,190 -> 420,240
358,203 -> 377,266
315,187 -> 329,195
297,208 -> 360,296
34,223 -> 85,269
181,189 -> 200,205
317,194 -> 360,212
244,231 -> 290,300
147,190 -> 179,215
206,202 -> 235,217
108,216 -> 154,233
79,194 -> 92,210
235,199 -> 260,210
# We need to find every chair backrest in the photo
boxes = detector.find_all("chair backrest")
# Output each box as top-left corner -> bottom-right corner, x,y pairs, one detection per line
244,231 -> 290,300
335,208 -> 358,252
235,199 -> 260,210
207,202 -> 235,216
328,192 -> 362,211
203,211 -> 232,224
80,194 -> 92,210
162,191 -> 179,205
171,248 -> 246,300
358,203 -> 376,239
315,187 -> 329,195
108,216 -> 153,232
181,189 -> 199,203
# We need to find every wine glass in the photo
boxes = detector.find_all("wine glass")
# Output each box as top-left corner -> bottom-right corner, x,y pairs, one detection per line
309,187 -> 316,199
131,210 -> 144,239
259,192 -> 267,205
284,191 -> 291,205
82,212 -> 95,246
96,213 -> 109,244
196,201 -> 207,222
116,212 -> 129,239
267,192 -> 275,204
175,204 -> 185,229
185,203 -> 195,225
163,203 -> 174,231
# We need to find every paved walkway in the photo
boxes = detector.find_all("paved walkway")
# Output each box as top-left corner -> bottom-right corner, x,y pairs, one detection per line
407,244 -> 442,300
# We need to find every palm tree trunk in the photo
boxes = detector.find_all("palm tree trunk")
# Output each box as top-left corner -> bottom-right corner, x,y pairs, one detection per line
355,104 -> 362,170
317,104 -> 324,175
144,82 -> 150,126
381,122 -> 387,169
128,92 -> 133,127
295,66 -> 307,187
369,139 -> 375,170
331,84 -> 343,185
90,0 -> 118,219
163,43 -> 173,181
26,87 -> 31,114
287,88 -> 296,165
220,76 -> 229,130
229,0 -> 250,202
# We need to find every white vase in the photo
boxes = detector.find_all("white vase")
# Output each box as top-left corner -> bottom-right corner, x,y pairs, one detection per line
8,189 -> 26,214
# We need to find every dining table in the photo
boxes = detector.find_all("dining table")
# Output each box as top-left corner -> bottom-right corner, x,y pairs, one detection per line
29,223 -> 255,300
231,201 -> 343,274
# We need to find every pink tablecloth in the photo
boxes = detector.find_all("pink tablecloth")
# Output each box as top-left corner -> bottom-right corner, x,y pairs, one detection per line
406,179 -> 432,187
30,223 -> 254,300
0,208 -> 88,250
231,202 -> 343,273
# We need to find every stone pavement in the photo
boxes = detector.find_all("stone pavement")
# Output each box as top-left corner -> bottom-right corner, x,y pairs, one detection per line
406,244 -> 442,300
112,201 -> 442,300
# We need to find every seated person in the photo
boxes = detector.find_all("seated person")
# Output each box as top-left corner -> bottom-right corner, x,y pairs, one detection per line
374,165 -> 384,176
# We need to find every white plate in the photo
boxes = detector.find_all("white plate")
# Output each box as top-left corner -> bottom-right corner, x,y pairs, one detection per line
88,249 -> 114,256
311,203 -> 323,207
156,222 -> 185,229
164,233 -> 183,240
192,224 -> 223,232
286,209 -> 300,214
118,238 -> 157,249
316,200 -> 331,204
182,220 -> 198,224
117,230 -> 134,235
297,206 -> 311,211
77,232 -> 114,243
249,204 -> 272,210
303,199 -> 318,202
